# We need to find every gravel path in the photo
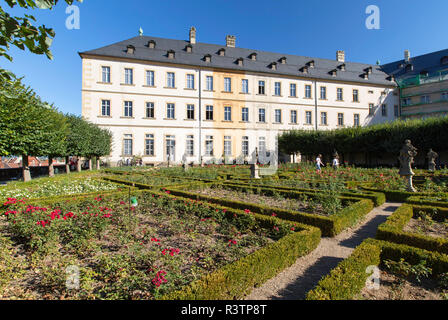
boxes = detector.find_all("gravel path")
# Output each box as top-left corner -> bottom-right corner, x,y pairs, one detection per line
245,202 -> 402,300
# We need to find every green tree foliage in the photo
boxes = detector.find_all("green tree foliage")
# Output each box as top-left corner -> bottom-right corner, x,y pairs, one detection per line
0,0 -> 83,82
279,117 -> 448,158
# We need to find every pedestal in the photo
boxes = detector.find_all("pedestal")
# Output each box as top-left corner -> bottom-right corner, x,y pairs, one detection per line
250,164 -> 260,179
402,174 -> 416,192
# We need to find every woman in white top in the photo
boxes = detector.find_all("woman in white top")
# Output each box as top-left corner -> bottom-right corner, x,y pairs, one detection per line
332,156 -> 339,170
316,154 -> 324,172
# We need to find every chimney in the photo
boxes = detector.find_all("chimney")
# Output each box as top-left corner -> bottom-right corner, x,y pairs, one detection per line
189,27 -> 196,44
336,50 -> 345,62
226,35 -> 236,47
404,50 -> 410,62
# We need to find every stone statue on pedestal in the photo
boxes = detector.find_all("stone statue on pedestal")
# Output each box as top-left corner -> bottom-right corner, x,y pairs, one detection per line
398,140 -> 418,192
427,149 -> 438,172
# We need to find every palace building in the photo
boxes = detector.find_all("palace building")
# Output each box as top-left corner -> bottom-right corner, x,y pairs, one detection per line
79,27 -> 398,166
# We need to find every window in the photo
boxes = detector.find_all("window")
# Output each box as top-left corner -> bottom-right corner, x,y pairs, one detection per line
187,104 -> 195,120
242,136 -> 249,156
206,105 -> 214,120
224,77 -> 231,92
402,98 -> 412,106
320,112 -> 327,125
145,134 -> 154,156
381,104 -> 387,117
305,111 -> 312,124
259,108 -> 266,122
224,106 -> 232,121
421,95 -> 430,104
274,82 -> 281,96
320,87 -> 327,100
101,100 -> 110,116
123,134 -> 133,156
442,92 -> 448,100
166,103 -> 175,119
205,136 -> 214,156
102,66 -> 110,83
186,135 -> 194,156
258,81 -> 265,95
206,76 -> 213,91
224,136 -> 232,156
186,74 -> 195,89
124,101 -> 133,117
305,85 -> 312,98
290,83 -> 297,97
125,68 -> 133,85
353,89 -> 359,102
337,88 -> 343,101
354,114 -> 360,127
166,72 -> 175,88
290,110 -> 297,124
242,79 -> 249,93
166,136 -> 176,161
258,137 -> 266,155
275,109 -> 282,123
394,105 -> 399,117
242,107 -> 249,122
369,103 -> 375,115
146,70 -> 154,86
146,102 -> 154,118
338,113 -> 344,126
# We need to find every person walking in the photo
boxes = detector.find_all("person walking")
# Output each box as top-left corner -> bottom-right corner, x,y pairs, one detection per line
316,154 -> 324,173
332,155 -> 339,170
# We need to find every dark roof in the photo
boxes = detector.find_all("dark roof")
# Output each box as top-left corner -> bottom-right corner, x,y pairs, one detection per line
381,48 -> 448,80
80,35 -> 395,86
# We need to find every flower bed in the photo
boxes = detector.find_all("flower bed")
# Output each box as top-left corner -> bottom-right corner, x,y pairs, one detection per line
306,239 -> 448,300
165,182 -> 374,237
0,190 -> 320,300
376,204 -> 448,254
0,175 -> 120,200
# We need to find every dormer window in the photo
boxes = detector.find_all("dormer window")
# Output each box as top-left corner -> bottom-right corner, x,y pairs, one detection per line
329,69 -> 337,77
279,57 -> 287,64
441,56 -> 448,65
420,70 -> 429,77
167,50 -> 175,59
236,57 -> 244,67
204,54 -> 211,63
185,44 -> 193,53
300,66 -> 309,74
270,62 -> 277,70
338,64 -> 346,71
148,40 -> 156,49
249,52 -> 257,61
365,66 -> 373,74
405,64 -> 413,72
387,75 -> 395,82
126,45 -> 135,54
218,48 -> 225,56
362,73 -> 369,80
307,60 -> 315,68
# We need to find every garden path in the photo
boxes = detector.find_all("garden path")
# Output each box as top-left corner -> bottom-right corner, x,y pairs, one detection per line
245,202 -> 402,300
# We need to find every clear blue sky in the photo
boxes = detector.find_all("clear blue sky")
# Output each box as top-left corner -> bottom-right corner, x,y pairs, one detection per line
3,0 -> 448,115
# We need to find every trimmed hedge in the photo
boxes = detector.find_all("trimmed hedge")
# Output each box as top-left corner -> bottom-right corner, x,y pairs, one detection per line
407,195 -> 448,208
166,183 -> 374,237
306,238 -> 448,300
102,176 -> 205,191
376,204 -> 448,254
361,185 -> 432,202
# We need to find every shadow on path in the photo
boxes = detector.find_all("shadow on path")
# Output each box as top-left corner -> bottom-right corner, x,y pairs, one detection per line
270,256 -> 344,300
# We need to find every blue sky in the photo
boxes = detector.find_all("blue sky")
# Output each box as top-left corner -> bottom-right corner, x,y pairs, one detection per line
3,0 -> 448,115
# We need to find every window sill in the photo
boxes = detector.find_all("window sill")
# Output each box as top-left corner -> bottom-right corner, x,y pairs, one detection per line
239,92 -> 250,95
273,95 -> 283,97
184,88 -> 196,91
319,98 -> 328,101
303,123 -> 313,126
352,101 -> 360,103
222,120 -> 234,123
97,82 -> 112,85
184,118 -> 196,121
203,119 -> 215,122
143,155 -> 156,158
163,118 -> 177,120
303,97 -> 313,100
142,117 -> 156,120
256,93 -> 266,96
221,91 -> 233,94
257,121 -> 267,124
204,90 -> 215,92
164,86 -> 177,89
120,116 -> 135,119
239,121 -> 250,123
143,85 -> 156,88
289,123 -> 298,125
98,115 -> 112,118
120,83 -> 135,86
288,96 -> 297,98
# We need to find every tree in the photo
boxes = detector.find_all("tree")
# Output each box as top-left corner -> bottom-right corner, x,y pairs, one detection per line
0,75 -> 67,181
87,124 -> 112,170
65,114 -> 91,172
0,0 -> 83,82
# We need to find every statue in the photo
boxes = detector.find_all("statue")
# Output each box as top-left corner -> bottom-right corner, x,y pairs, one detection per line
427,149 -> 438,172
398,140 -> 418,192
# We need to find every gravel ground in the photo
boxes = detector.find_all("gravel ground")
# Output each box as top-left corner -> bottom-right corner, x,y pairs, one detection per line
245,202 -> 402,300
